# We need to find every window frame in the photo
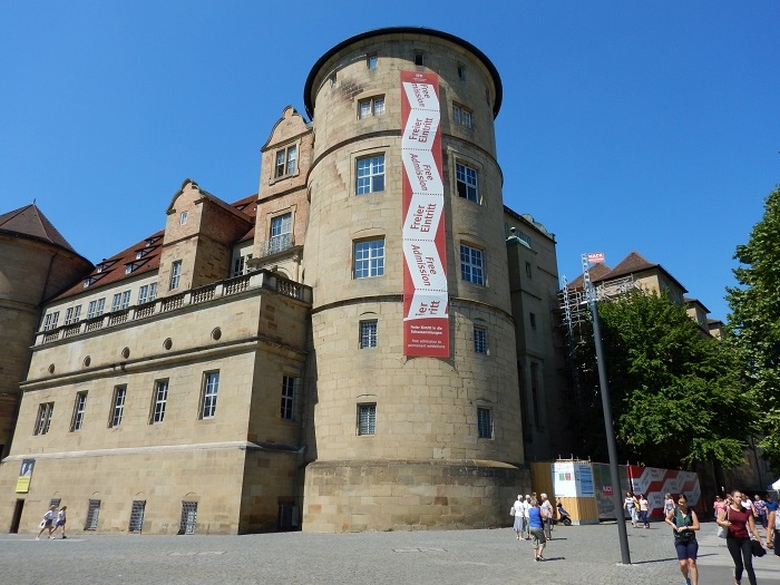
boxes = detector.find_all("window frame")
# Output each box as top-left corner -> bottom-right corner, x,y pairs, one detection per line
477,407 -> 493,439
456,162 -> 479,202
109,386 -> 126,428
357,403 -> 376,436
138,283 -> 157,305
201,371 -> 220,419
150,379 -> 169,424
474,326 -> 488,355
359,320 -> 378,349
353,238 -> 385,279
274,144 -> 298,179
460,244 -> 485,285
34,402 -> 54,435
453,103 -> 473,128
71,391 -> 88,432
64,305 -> 81,325
269,212 -> 293,254
87,298 -> 105,319
280,375 -> 296,421
356,154 -> 385,195
358,95 -> 386,119
170,261 -> 182,291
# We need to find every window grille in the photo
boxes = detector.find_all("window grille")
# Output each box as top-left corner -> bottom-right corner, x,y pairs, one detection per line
129,500 -> 146,533
477,408 -> 493,439
85,499 -> 100,530
474,326 -> 488,354
358,404 -> 376,436
179,501 -> 198,535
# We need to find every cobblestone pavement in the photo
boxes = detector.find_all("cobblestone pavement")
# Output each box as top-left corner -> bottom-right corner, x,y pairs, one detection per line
0,521 -> 777,585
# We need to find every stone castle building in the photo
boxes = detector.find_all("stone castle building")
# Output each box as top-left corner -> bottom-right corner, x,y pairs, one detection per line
0,28 -> 566,535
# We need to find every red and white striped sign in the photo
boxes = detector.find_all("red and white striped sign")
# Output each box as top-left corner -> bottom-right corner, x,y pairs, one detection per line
400,71 -> 449,357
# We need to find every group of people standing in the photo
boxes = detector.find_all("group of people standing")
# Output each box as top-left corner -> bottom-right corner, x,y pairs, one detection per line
510,492 -> 556,562
35,504 -> 67,540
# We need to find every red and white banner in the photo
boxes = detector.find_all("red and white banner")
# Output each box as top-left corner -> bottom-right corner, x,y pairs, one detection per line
401,71 -> 449,357
628,465 -> 701,517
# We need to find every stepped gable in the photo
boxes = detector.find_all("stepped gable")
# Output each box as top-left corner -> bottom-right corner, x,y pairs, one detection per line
53,192 -> 258,300
0,204 -> 79,253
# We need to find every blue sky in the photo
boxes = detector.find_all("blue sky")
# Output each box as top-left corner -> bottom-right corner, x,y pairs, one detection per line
2,1 -> 778,321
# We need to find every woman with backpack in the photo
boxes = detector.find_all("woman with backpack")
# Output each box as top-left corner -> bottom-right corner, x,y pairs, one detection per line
665,493 -> 700,585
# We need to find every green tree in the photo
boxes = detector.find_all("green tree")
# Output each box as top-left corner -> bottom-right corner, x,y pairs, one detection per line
575,289 -> 749,470
726,185 -> 780,467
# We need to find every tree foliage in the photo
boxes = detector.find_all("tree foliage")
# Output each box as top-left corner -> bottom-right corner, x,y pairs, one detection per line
726,185 -> 780,467
574,289 -> 749,470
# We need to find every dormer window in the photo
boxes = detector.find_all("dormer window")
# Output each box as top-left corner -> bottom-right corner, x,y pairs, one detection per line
125,264 -> 134,274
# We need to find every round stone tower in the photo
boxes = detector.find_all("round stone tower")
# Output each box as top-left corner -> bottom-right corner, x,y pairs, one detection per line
301,28 -> 527,532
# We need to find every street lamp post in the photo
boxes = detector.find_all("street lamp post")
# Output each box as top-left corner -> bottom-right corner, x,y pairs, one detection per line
582,254 -> 631,565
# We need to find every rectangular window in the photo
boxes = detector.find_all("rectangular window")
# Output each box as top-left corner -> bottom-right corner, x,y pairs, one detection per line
138,283 -> 157,305
201,372 -> 219,419
456,162 -> 479,202
232,253 -> 253,277
530,312 -> 537,330
367,54 -> 378,69
477,407 -> 493,438
179,211 -> 188,226
128,500 -> 146,533
71,392 -> 88,432
34,402 -> 54,435
170,261 -> 182,290
358,95 -> 385,119
280,376 -> 296,421
474,326 -> 488,354
64,305 -> 81,325
453,104 -> 473,128
275,145 -> 297,178
151,380 -> 168,424
359,320 -> 378,349
110,386 -> 126,428
87,298 -> 106,319
85,499 -> 101,530
356,155 -> 385,194
112,290 -> 131,312
460,244 -> 485,285
354,239 -> 385,278
457,64 -> 466,80
42,311 -> 59,331
357,404 -> 376,436
414,51 -> 424,66
269,213 -> 292,254
525,262 -> 533,278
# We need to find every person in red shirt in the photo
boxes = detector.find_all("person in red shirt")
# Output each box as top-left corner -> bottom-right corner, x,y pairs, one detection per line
717,490 -> 764,585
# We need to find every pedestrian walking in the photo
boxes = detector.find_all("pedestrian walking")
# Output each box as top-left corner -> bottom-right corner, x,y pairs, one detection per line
50,505 -> 67,539
666,493 -> 700,585
753,495 -> 768,530
527,498 -> 547,562
638,494 -> 650,528
624,491 -> 638,527
36,505 -> 56,540
523,494 -> 532,540
718,489 -> 764,585
663,492 -> 675,518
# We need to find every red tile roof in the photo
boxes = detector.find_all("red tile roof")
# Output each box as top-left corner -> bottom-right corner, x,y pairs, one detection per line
53,193 -> 258,300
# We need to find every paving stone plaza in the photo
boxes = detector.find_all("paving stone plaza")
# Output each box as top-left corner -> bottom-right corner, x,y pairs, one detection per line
1,520 -> 778,585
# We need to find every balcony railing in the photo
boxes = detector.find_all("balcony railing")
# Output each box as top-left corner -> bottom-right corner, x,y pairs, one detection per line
34,270 -> 312,346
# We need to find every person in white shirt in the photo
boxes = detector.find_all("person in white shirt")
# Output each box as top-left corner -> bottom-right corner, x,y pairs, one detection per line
36,505 -> 56,540
540,493 -> 554,540
510,495 -> 525,540
51,506 -> 67,539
